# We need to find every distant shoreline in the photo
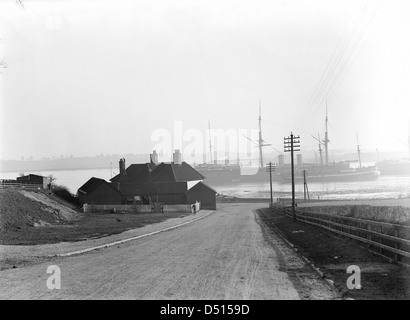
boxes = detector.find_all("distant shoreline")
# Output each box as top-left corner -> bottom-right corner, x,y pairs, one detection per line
217,194 -> 410,207
0,165 -> 111,174
0,154 -> 150,174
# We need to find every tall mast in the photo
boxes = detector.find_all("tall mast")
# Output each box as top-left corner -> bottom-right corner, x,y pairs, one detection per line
208,119 -> 213,164
356,132 -> 362,168
258,100 -> 264,168
323,102 -> 330,166
408,118 -> 410,161
318,132 -> 323,167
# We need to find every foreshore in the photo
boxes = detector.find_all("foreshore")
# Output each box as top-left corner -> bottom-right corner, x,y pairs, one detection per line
218,194 -> 410,208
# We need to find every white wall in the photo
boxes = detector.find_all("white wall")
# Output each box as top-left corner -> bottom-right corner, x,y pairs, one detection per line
187,180 -> 201,190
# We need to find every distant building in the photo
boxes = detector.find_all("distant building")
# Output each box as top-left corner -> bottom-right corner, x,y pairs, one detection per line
16,174 -> 48,188
78,151 -> 217,210
186,181 -> 217,210
77,177 -> 122,205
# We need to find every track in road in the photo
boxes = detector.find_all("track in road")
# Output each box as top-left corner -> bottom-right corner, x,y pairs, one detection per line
0,203 -> 337,300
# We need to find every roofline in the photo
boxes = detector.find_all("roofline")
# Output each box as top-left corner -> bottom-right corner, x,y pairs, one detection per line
186,181 -> 217,194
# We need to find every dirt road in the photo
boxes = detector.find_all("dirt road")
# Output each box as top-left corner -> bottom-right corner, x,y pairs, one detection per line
0,203 -> 337,300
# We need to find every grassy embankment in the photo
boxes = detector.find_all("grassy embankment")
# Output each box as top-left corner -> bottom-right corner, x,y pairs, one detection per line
257,204 -> 410,300
0,188 -> 190,245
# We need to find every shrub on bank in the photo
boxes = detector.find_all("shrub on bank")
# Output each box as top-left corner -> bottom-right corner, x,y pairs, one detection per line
52,184 -> 79,206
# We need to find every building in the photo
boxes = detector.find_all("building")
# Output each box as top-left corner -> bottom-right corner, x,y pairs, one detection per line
77,177 -> 122,205
186,181 -> 217,210
110,160 -> 157,196
108,150 -> 217,209
16,174 -> 48,188
77,150 -> 217,209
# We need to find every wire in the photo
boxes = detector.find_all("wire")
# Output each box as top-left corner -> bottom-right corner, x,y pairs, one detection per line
295,0 -> 371,133
297,1 -> 381,139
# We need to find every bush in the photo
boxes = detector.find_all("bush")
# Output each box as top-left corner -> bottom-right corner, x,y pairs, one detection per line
52,184 -> 79,206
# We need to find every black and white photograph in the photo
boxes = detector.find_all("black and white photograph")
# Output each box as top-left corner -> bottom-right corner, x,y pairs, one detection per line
0,0 -> 410,304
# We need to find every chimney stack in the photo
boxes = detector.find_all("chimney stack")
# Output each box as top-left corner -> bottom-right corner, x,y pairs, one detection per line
119,158 -> 126,175
150,150 -> 159,165
173,149 -> 182,165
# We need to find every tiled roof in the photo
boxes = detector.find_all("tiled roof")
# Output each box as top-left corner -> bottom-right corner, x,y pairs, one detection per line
151,162 -> 205,182
119,182 -> 188,196
78,177 -> 120,195
186,181 -> 217,194
16,174 -> 46,180
110,163 -> 156,183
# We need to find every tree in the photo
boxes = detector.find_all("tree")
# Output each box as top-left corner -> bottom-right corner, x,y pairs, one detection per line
0,39 -> 6,73
0,60 -> 6,73
48,174 -> 57,186
15,0 -> 24,9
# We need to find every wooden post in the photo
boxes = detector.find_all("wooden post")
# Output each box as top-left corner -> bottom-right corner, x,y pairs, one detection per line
394,228 -> 399,262
303,170 -> 306,200
366,224 -> 372,248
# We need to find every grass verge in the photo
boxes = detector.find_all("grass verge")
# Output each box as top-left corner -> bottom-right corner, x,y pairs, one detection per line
0,212 -> 191,246
257,207 -> 410,300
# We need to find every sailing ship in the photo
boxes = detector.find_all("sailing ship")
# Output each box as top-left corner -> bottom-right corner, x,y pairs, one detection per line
194,120 -> 242,184
278,107 -> 380,183
196,104 -> 380,186
194,106 -> 272,185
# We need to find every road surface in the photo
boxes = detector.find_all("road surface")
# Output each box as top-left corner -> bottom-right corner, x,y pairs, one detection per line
0,203 -> 337,299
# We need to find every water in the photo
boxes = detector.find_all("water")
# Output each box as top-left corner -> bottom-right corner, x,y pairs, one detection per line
0,168 -> 112,193
1,168 -> 410,201
214,176 -> 410,200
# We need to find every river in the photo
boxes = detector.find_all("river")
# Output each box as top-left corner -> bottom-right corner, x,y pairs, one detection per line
1,168 -> 410,201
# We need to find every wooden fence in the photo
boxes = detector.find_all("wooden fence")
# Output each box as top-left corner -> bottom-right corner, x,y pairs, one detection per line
278,206 -> 410,264
0,181 -> 44,190
84,201 -> 201,214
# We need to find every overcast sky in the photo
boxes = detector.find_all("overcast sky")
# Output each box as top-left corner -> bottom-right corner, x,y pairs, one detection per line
1,0 -> 409,162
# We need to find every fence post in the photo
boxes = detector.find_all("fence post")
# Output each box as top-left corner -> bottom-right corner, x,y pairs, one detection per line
367,223 -> 371,249
394,228 -> 399,262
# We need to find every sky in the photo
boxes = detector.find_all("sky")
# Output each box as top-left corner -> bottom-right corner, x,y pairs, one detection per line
0,0 -> 410,163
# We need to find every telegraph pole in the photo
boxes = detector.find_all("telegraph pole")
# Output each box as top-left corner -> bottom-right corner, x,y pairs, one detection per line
284,133 -> 300,222
303,170 -> 309,200
266,162 -> 275,208
356,132 -> 362,169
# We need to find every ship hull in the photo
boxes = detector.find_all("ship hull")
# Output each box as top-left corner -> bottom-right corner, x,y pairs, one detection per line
278,169 -> 380,183
279,163 -> 380,183
377,162 -> 410,176
196,158 -> 381,187
199,165 -> 380,186
195,164 -> 241,184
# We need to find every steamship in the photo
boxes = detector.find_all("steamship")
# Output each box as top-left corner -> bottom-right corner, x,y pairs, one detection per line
278,108 -> 379,183
196,106 -> 379,186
